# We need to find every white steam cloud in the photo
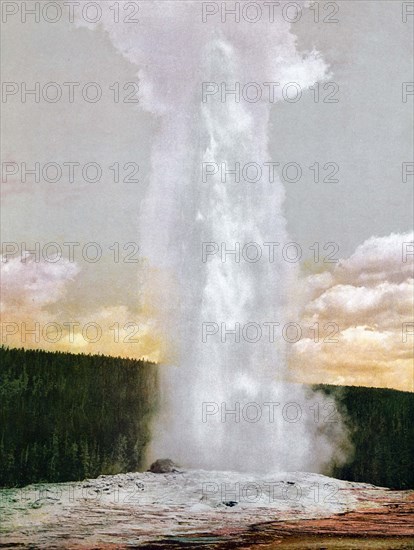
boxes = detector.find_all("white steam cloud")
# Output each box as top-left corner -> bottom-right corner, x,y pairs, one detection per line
81,1 -> 348,473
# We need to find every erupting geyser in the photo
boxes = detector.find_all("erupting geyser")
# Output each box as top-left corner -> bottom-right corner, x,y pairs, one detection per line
84,1 -> 347,473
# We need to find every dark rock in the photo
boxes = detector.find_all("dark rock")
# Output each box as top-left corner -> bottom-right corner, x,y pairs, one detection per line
148,458 -> 180,474
223,501 -> 238,507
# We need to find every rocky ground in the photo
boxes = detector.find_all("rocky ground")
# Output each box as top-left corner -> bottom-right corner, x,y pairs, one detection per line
1,470 -> 413,549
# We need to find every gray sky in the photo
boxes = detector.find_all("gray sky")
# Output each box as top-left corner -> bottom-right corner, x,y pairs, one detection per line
1,1 -> 413,389
2,1 -> 412,262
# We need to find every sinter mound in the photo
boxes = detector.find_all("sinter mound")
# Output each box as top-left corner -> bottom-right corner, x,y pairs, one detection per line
148,459 -> 180,473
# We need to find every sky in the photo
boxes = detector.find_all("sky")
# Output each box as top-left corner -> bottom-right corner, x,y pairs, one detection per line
1,0 -> 413,391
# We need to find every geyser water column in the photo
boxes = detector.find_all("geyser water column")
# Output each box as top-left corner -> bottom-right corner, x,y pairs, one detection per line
88,1 -> 343,472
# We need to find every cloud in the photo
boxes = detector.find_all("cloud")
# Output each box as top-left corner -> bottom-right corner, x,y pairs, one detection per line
334,232 -> 413,286
290,232 -> 414,391
77,0 -> 330,115
1,254 -> 80,309
0,256 -> 162,362
306,280 -> 413,331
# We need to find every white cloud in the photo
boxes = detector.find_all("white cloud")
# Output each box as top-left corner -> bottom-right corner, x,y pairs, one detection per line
1,254 -> 80,309
0,258 -> 161,361
291,232 -> 414,391
334,231 -> 413,286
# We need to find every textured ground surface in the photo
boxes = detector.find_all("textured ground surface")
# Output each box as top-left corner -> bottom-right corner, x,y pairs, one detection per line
1,470 -> 413,548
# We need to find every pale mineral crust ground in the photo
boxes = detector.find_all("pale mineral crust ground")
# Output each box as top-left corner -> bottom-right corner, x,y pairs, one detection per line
1,470 -> 413,549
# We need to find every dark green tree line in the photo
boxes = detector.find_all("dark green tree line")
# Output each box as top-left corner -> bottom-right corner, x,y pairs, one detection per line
0,346 -> 158,487
1,347 -> 412,489
316,384 -> 414,489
